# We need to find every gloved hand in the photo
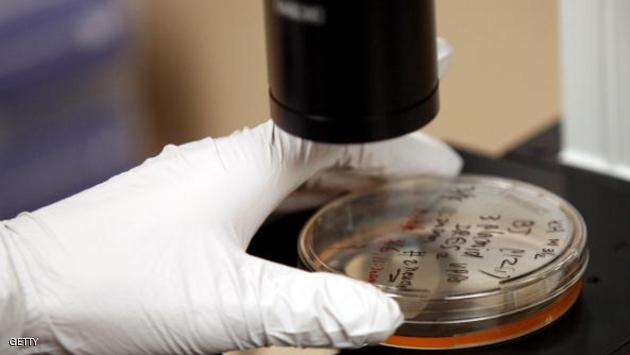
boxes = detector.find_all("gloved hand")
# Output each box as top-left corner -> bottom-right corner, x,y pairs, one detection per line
0,121 -> 461,354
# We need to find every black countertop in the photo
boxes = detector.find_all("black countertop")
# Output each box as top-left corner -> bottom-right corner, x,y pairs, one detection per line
247,139 -> 630,355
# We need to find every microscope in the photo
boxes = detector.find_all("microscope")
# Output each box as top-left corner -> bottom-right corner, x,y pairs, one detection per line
259,3 -> 630,353
264,0 -> 439,143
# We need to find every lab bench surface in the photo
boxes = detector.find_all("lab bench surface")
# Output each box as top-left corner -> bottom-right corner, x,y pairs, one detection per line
247,140 -> 630,355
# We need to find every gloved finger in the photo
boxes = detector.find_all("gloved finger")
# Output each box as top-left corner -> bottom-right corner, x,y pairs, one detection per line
179,121 -> 459,246
276,131 -> 462,213
225,255 -> 403,350
342,130 -> 462,177
437,37 -> 454,79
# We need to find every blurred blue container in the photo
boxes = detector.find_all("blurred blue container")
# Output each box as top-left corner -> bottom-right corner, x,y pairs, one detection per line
0,0 -> 144,219
0,0 -> 127,100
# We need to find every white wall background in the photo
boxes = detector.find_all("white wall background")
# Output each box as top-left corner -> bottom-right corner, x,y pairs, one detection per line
560,0 -> 630,180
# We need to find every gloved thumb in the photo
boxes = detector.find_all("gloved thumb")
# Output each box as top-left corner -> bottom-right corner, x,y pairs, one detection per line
192,120 -> 459,247
228,254 -> 404,350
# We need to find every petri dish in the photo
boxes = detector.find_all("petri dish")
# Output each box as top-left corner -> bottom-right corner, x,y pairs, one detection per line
298,174 -> 588,349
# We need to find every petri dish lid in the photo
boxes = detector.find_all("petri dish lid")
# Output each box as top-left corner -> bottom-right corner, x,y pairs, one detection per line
299,175 -> 588,323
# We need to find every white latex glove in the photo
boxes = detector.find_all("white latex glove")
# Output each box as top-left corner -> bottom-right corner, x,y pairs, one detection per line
0,121 -> 461,354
